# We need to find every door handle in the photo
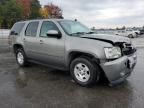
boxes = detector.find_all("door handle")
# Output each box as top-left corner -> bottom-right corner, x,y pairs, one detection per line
23,38 -> 26,42
40,40 -> 44,44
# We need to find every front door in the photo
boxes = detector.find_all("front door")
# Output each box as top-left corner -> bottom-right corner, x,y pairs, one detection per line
37,21 -> 65,67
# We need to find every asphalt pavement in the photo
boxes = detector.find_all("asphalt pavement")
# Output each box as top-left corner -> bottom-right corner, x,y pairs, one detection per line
0,45 -> 144,108
131,35 -> 144,47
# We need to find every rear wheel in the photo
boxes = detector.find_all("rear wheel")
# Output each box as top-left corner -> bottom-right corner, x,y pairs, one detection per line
70,57 -> 100,87
16,49 -> 29,67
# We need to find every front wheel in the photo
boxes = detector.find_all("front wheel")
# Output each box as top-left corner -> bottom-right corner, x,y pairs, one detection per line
70,57 -> 100,87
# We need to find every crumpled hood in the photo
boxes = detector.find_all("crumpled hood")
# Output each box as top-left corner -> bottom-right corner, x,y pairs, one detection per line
80,33 -> 131,45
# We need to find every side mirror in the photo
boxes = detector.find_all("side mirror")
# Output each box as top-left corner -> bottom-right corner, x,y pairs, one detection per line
46,30 -> 62,39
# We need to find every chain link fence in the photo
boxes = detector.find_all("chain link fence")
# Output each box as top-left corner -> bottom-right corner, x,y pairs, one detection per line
0,29 -> 10,53
0,29 -> 10,45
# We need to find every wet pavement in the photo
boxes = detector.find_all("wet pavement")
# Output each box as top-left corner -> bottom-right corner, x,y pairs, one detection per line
132,35 -> 144,47
0,47 -> 144,108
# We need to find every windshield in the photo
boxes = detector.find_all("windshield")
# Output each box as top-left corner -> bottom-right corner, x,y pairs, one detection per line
59,20 -> 91,36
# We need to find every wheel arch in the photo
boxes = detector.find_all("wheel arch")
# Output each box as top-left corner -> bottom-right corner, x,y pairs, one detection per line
68,51 -> 108,83
67,51 -> 100,68
13,44 -> 24,54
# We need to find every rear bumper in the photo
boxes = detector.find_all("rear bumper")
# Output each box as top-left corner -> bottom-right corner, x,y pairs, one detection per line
100,52 -> 137,85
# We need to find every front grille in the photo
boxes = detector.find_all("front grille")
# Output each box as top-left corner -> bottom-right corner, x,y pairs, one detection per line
122,43 -> 136,55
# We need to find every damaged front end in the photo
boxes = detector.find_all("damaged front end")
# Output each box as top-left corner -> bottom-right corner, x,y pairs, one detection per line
101,42 -> 137,85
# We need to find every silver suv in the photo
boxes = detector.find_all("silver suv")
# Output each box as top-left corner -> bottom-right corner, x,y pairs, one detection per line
9,19 -> 137,86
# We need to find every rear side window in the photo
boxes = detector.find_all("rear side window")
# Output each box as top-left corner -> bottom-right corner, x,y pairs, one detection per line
10,23 -> 25,36
25,21 -> 39,37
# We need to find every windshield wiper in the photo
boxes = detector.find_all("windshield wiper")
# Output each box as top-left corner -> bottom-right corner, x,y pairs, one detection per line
70,32 -> 85,35
69,31 -> 95,36
86,31 -> 95,34
69,32 -> 86,36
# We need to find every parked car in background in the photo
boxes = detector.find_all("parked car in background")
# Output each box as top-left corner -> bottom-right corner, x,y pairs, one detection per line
131,29 -> 140,35
140,29 -> 144,35
9,19 -> 137,87
115,29 -> 137,38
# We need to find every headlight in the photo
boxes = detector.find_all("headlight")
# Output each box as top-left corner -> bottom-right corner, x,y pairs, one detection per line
104,47 -> 121,59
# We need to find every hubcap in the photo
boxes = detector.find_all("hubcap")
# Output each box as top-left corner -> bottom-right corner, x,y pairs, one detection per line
74,63 -> 90,82
17,52 -> 24,65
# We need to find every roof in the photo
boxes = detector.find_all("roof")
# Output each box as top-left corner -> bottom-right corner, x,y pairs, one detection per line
16,19 -> 73,23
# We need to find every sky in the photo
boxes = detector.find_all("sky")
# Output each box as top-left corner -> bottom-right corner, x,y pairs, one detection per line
39,0 -> 144,28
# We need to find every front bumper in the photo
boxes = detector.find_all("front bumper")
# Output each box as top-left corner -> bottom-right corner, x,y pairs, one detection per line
100,52 -> 137,85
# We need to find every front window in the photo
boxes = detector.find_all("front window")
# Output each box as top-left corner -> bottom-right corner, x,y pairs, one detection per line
40,21 -> 60,37
59,20 -> 91,36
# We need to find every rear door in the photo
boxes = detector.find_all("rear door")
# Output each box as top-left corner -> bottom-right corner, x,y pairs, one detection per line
23,21 -> 40,59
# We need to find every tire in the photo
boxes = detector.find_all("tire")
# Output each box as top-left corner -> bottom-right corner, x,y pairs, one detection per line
128,34 -> 133,38
15,48 -> 28,67
135,32 -> 138,35
70,57 -> 100,87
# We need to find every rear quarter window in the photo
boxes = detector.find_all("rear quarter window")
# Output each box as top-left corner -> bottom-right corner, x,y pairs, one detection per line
10,23 -> 25,36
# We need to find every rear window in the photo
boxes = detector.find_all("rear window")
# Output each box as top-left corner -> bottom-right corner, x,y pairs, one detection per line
25,21 -> 39,37
10,23 -> 25,36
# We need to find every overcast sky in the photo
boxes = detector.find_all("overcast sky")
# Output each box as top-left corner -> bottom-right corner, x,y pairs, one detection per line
39,0 -> 144,28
